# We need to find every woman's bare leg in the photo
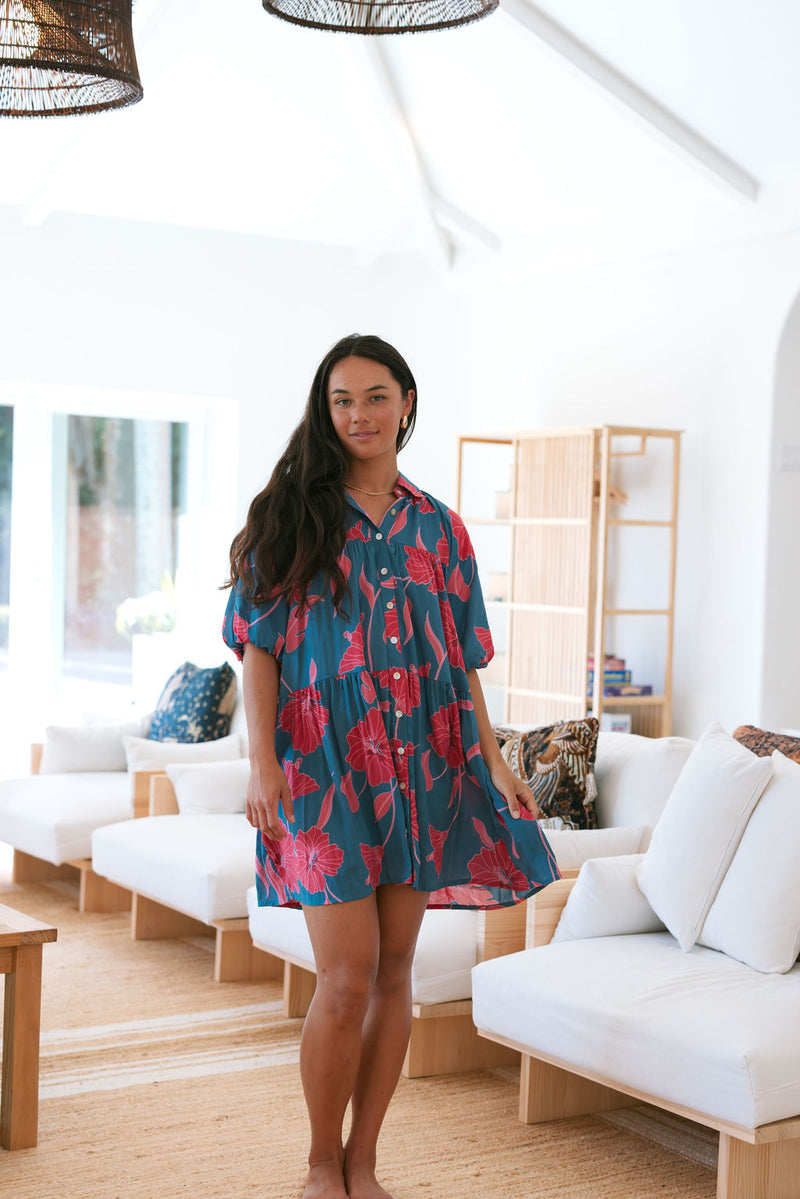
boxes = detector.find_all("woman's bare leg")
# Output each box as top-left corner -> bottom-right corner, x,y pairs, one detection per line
300,895 -> 380,1199
344,885 -> 430,1199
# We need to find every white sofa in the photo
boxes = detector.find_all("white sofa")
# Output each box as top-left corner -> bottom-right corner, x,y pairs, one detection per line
472,724 -> 800,1199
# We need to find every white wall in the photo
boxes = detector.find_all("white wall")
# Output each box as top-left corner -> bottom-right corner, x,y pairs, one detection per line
3,206 -> 800,740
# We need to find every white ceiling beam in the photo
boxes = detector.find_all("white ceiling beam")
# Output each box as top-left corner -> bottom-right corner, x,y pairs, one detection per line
500,0 -> 760,202
353,42 -> 453,273
431,197 -> 502,253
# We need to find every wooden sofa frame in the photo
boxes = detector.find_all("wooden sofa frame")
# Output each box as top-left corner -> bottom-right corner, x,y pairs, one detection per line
478,878 -> 800,1199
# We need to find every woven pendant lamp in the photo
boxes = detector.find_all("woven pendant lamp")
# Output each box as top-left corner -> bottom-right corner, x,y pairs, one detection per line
0,0 -> 142,117
261,0 -> 497,35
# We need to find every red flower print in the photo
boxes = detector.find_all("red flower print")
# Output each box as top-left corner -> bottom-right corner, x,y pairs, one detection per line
283,759 -> 319,798
447,511 -> 473,561
345,709 -> 395,784
232,611 -> 250,648
293,828 -> 345,894
263,831 -> 299,895
376,668 -> 421,713
428,826 -> 449,872
388,507 -> 408,539
433,884 -> 495,907
383,603 -> 401,646
427,703 -> 464,768
475,627 -> 494,659
346,522 -> 368,542
436,534 -> 450,566
339,618 -> 366,672
467,841 -> 530,892
341,771 -> 360,813
405,547 -> 439,593
361,843 -> 384,889
279,685 -> 329,755
439,600 -> 464,668
285,605 -> 311,653
447,565 -> 470,601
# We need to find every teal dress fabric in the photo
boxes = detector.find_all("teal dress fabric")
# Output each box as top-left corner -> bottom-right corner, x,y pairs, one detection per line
222,475 -> 559,910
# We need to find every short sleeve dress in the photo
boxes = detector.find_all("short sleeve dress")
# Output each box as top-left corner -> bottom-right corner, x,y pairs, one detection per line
222,475 -> 559,910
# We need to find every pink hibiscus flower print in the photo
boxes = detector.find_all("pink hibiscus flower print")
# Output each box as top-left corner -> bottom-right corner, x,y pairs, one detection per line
232,611 -> 250,648
405,547 -> 439,593
293,827 -> 345,894
263,831 -> 300,894
283,759 -> 319,798
346,709 -> 395,785
279,685 -> 329,755
467,841 -> 530,893
427,703 -> 464,768
447,510 -> 474,561
361,843 -> 384,889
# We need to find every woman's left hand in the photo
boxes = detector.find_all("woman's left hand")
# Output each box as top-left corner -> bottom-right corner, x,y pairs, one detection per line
489,760 -> 539,821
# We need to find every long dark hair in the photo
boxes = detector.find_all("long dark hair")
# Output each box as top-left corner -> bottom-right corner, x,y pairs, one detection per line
227,334 -> 418,611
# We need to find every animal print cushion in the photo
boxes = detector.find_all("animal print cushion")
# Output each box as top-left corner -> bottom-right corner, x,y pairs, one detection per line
732,725 -> 800,764
493,718 -> 600,830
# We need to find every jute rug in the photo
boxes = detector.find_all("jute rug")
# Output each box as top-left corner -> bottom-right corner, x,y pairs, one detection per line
0,863 -> 716,1199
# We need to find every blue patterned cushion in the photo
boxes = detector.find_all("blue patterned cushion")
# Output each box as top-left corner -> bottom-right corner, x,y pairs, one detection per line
148,662 -> 237,743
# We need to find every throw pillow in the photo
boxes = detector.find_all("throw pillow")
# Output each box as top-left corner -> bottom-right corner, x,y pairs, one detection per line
494,718 -> 599,829
165,758 -> 251,815
148,661 -> 237,743
637,721 -> 773,952
594,731 -> 696,829
39,717 -> 148,774
732,724 -> 800,765
699,751 -> 800,973
552,855 -> 665,942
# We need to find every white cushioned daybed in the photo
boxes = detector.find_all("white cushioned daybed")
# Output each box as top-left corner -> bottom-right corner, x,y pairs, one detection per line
472,723 -> 800,1199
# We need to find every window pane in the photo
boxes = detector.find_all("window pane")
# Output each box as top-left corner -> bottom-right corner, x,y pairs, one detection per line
64,416 -> 188,685
0,405 -> 11,666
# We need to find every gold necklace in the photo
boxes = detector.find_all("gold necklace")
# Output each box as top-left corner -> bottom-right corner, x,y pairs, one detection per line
346,480 -> 398,497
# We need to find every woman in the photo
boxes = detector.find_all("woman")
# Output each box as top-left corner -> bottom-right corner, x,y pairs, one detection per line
223,334 -> 559,1199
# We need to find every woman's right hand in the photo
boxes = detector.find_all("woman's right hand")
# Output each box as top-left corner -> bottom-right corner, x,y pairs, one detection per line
246,757 -> 294,841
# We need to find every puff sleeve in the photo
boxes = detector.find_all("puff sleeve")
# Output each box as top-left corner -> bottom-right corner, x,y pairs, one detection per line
222,578 -> 289,662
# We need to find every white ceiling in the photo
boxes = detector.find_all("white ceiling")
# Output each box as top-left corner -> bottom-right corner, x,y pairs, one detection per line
3,0 -> 800,273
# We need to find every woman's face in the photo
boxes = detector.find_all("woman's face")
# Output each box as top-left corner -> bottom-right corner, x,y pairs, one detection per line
327,355 -> 414,469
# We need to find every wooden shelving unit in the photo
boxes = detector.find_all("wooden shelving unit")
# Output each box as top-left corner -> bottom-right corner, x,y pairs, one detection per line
457,426 -> 681,737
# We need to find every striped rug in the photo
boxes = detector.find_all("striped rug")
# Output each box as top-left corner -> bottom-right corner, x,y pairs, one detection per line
0,866 -> 716,1199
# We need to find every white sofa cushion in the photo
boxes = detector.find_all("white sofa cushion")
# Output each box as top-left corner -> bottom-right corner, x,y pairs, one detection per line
122,733 -> 243,797
165,758 -> 250,815
247,886 -> 482,1005
40,718 -> 147,774
593,731 -> 695,829
637,722 -> 773,951
544,826 -> 647,872
0,773 -> 132,864
552,855 -> 664,942
472,932 -> 800,1129
91,814 -> 256,925
699,750 -> 800,973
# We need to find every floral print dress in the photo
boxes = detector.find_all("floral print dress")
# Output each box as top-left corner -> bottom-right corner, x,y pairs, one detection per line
222,475 -> 559,910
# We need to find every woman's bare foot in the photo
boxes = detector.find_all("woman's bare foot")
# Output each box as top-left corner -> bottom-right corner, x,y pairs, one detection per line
344,1158 -> 394,1199
302,1159 -> 349,1199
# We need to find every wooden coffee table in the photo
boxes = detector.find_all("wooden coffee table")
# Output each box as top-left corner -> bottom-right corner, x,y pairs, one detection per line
0,903 -> 57,1149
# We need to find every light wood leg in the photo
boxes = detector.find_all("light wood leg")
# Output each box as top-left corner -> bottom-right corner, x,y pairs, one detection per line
1,944 -> 44,1149
402,1012 -> 519,1079
213,922 -> 283,983
131,894 -> 211,941
717,1133 -> 800,1199
76,865 -> 131,914
283,962 -> 316,1017
519,1054 -> 634,1124
12,851 -> 78,887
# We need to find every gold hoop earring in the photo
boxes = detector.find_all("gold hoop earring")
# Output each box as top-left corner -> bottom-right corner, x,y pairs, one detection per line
401,415 -> 409,429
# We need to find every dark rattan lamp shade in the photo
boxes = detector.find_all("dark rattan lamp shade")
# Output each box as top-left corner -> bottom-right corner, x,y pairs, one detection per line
261,0 -> 497,34
0,0 -> 142,117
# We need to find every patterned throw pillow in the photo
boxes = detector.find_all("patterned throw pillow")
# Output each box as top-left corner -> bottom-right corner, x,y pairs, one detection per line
732,725 -> 800,764
493,718 -> 600,830
148,662 -> 238,743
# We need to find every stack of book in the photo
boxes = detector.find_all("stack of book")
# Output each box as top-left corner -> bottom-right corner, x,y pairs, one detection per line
587,654 -> 652,697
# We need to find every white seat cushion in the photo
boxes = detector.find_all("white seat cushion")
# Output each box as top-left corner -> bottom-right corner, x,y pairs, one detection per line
472,932 -> 800,1129
247,886 -> 481,1004
0,773 -> 132,864
92,814 -> 256,925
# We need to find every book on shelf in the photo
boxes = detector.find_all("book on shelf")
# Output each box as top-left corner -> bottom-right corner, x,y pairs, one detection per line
601,684 -> 653,697
588,654 -> 626,672
587,670 -> 632,685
